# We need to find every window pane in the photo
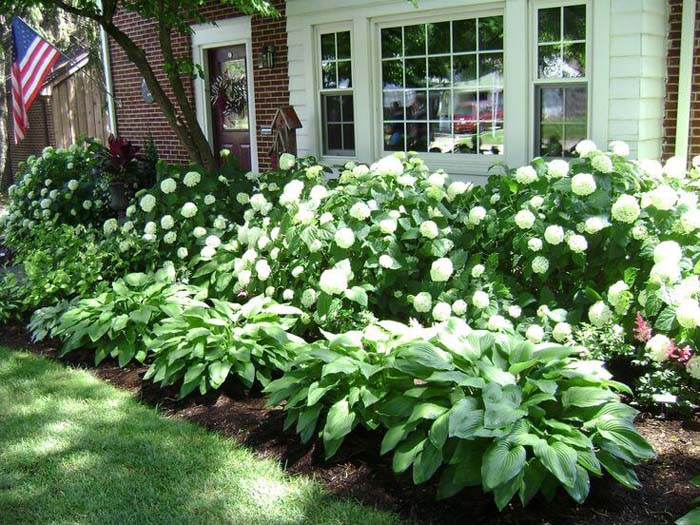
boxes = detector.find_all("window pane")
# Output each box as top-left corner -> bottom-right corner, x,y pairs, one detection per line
327,123 -> 342,151
337,60 -> 352,88
427,22 -> 451,55
428,56 -> 451,87
381,27 -> 403,58
454,90 -> 478,135
480,121 -> 503,155
538,7 -> 561,43
322,61 -> 337,88
404,24 -> 426,56
407,123 -> 428,151
540,123 -> 564,157
325,95 -> 341,122
384,122 -> 405,150
563,42 -> 585,78
563,5 -> 586,41
453,54 -> 477,88
405,58 -> 427,88
337,31 -> 351,59
564,85 -> 587,119
453,19 -> 476,52
406,90 -> 427,120
321,33 -> 336,60
428,122 -> 452,153
341,95 -> 354,121
478,16 -> 503,50
343,124 -> 355,150
382,60 -> 403,88
429,90 -> 451,121
537,85 -> 588,158
479,53 -> 503,87
384,91 -> 405,120
538,44 -> 562,78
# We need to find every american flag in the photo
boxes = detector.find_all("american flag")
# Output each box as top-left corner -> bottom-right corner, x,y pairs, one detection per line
10,18 -> 61,144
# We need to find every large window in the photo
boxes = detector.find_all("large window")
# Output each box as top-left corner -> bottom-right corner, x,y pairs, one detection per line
380,15 -> 504,156
533,4 -> 588,157
319,30 -> 355,156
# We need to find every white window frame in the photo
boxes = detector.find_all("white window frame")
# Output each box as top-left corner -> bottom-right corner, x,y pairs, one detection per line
314,22 -> 358,163
529,0 -> 591,158
371,5 -> 507,176
190,17 -> 259,172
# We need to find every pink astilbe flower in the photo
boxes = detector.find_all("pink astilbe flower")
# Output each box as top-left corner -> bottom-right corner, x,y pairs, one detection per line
667,341 -> 693,364
633,312 -> 652,342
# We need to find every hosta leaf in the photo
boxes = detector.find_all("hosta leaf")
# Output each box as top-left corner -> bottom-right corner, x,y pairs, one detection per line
381,424 -> 410,455
448,398 -> 484,439
413,442 -> 443,484
563,465 -> 590,503
483,384 -> 527,429
429,413 -> 449,449
184,363 -> 206,385
209,361 -> 232,389
343,286 -> 368,307
598,451 -> 641,490
675,507 -> 700,525
519,460 -> 547,506
481,440 -> 527,491
123,273 -> 149,288
408,402 -> 448,423
322,399 -> 356,458
533,440 -> 578,488
493,471 -> 523,511
561,387 -> 618,408
576,448 -> 602,476
392,432 -> 426,474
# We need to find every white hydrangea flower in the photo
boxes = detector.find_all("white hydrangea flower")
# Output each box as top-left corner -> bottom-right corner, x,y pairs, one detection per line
103,218 -> 118,235
468,206 -> 487,225
531,256 -> 549,274
428,172 -> 447,187
609,141 -> 630,157
472,290 -> 490,309
204,194 -> 216,205
309,239 -> 323,252
552,322 -> 572,342
530,196 -> 545,209
654,240 -> 683,264
320,212 -> 334,225
547,159 -> 569,178
575,139 -> 597,157
514,209 -> 536,229
214,217 -> 227,230
584,216 -> 609,234
588,301 -> 612,327
686,356 -> 700,379
646,185 -> 677,211
193,226 -> 207,238
676,300 -> 700,329
144,221 -> 157,235
447,181 -> 469,201
567,234 -> 588,253
528,238 -> 543,252
515,165 -> 538,185
352,165 -> 369,176
236,192 -> 250,205
306,165 -> 325,179
650,260 -> 681,284
452,299 -> 468,316
160,215 -> 175,230
397,174 -> 416,186
249,193 -> 267,212
292,266 -> 304,278
334,227 -> 355,249
379,254 -> 395,269
607,281 -> 629,306
276,153 -> 296,171
310,185 -> 328,201
544,225 -> 564,245
471,264 -> 485,278
282,289 -> 295,301
681,209 -> 700,232
413,292 -> 433,313
180,202 -> 198,218
611,195 -> 640,223
121,221 -> 134,233
638,159 -> 663,180
126,205 -> 136,217
118,240 -> 131,252
40,198 -> 52,209
255,259 -> 272,280
420,220 -> 439,239
508,305 -> 522,318
646,334 -> 671,362
183,171 -> 201,187
142,233 -> 156,242
301,288 -> 317,307
591,155 -> 613,174
160,178 -> 177,194
205,235 -> 221,249
163,231 -> 177,244
433,302 -> 452,322
81,200 -> 92,210
526,324 -> 544,343
140,194 -> 156,213
430,258 -> 454,282
374,155 -> 404,176
663,156 -> 687,180
238,269 -> 252,287
379,218 -> 398,234
487,314 -> 510,331
571,173 -> 597,196
319,268 -> 348,295
294,205 -> 315,225
349,201 -> 371,221
67,179 -> 79,191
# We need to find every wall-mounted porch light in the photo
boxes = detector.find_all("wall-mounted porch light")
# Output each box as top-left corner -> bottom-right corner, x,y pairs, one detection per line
258,45 -> 275,69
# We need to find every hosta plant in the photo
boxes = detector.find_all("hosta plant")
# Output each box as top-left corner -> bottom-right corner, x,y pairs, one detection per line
55,264 -> 206,366
144,295 -> 303,397
267,318 -> 654,509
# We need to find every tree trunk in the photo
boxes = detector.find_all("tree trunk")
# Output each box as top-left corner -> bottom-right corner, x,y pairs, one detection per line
0,18 -> 13,192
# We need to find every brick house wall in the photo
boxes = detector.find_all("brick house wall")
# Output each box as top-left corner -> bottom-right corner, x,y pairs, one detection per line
108,0 -> 288,171
663,0 -> 700,161
6,95 -> 54,175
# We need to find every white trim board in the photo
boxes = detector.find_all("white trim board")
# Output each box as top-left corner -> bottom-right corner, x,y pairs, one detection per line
190,17 -> 259,173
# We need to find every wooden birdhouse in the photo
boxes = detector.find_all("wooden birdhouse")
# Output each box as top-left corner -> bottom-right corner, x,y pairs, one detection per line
269,105 -> 302,168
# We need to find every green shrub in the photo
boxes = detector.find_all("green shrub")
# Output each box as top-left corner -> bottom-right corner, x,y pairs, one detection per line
266,318 -> 655,509
144,295 -> 302,397
55,264 -> 205,366
1,142 -> 112,243
0,272 -> 26,324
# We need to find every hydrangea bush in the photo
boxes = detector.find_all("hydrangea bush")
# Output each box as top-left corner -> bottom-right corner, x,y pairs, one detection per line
0,143 -> 111,243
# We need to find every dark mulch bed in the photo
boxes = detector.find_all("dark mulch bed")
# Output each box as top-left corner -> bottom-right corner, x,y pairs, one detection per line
2,321 -> 699,525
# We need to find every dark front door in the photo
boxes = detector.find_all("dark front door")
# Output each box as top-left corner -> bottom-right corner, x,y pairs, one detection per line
208,45 -> 252,170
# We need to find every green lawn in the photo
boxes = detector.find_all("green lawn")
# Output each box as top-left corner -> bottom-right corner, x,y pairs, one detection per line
0,346 -> 398,525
